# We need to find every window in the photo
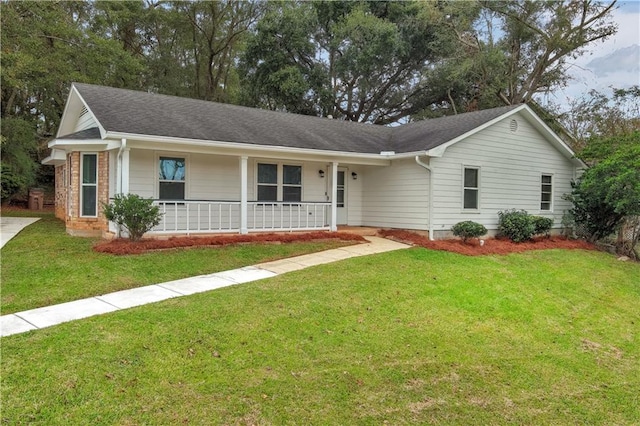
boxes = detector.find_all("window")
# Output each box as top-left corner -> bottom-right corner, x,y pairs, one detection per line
159,156 -> 186,200
257,163 -> 278,201
257,163 -> 302,202
283,165 -> 302,202
541,174 -> 553,211
463,167 -> 479,210
81,153 -> 98,216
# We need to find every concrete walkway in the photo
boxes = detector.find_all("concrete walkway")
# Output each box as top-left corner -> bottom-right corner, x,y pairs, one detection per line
0,217 -> 40,249
0,236 -> 410,337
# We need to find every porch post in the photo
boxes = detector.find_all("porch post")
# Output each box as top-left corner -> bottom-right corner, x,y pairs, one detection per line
330,161 -> 338,232
117,138 -> 130,195
240,156 -> 248,234
121,147 -> 130,194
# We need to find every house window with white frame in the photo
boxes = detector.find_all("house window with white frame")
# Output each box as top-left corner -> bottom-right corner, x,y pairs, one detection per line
257,163 -> 302,202
463,167 -> 479,210
540,174 -> 553,211
159,156 -> 186,200
81,153 -> 98,217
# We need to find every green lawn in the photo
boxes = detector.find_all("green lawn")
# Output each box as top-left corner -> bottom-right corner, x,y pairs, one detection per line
0,213 -> 353,314
2,247 -> 639,424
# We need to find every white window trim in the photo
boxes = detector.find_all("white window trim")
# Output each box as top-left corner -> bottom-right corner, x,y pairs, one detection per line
156,153 -> 189,200
80,152 -> 98,217
255,161 -> 303,202
462,165 -> 481,212
540,173 -> 554,213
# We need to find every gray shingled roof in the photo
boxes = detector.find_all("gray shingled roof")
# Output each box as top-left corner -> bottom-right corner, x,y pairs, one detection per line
69,83 -> 522,154
390,105 -> 521,152
59,127 -> 101,140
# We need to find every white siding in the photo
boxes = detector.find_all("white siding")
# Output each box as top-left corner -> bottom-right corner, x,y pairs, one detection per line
129,150 -> 155,197
128,151 -> 338,203
73,108 -> 98,132
190,155 -> 241,200
346,166 -> 364,226
431,112 -> 575,233
361,158 -> 429,229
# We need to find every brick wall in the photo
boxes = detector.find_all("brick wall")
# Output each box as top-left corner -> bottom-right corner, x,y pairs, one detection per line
54,164 -> 66,220
65,151 -> 110,237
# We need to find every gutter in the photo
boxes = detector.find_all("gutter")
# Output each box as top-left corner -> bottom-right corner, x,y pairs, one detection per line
415,156 -> 434,241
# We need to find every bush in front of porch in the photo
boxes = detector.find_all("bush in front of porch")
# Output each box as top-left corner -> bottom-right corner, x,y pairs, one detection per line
103,193 -> 162,241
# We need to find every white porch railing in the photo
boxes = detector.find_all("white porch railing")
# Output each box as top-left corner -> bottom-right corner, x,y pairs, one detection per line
152,201 -> 330,234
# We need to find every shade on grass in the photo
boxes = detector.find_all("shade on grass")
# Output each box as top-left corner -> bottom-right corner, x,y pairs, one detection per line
2,248 -> 638,424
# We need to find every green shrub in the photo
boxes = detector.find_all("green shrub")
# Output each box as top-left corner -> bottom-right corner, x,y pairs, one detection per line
533,216 -> 554,237
451,221 -> 487,242
498,209 -> 535,243
103,194 -> 162,241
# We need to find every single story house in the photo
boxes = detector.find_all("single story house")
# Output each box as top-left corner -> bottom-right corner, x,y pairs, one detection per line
43,83 -> 583,239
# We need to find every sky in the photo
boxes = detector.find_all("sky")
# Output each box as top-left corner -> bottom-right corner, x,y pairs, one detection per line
544,0 -> 640,109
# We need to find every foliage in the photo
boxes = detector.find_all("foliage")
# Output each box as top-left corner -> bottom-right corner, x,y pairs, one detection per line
0,0 -> 619,193
102,194 -> 162,241
533,216 -> 554,238
451,221 -> 487,242
0,118 -> 39,201
498,209 -> 536,243
559,86 -> 640,152
241,1 -> 456,123
3,249 -> 639,424
1,2 -> 144,133
567,135 -> 640,256
436,0 -> 616,113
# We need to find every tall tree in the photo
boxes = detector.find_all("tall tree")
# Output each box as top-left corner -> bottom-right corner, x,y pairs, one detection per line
441,0 -> 617,111
1,1 -> 144,134
241,1 -> 455,124
559,86 -> 640,151
177,0 -> 262,102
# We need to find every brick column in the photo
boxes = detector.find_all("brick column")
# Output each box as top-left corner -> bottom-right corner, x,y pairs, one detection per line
65,151 -> 110,237
54,164 -> 67,220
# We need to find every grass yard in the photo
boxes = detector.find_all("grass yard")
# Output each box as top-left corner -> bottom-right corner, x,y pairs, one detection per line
2,248 -> 639,424
0,213 -> 354,314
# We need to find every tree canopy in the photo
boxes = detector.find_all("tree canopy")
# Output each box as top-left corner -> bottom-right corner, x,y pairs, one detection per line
0,0 -> 620,200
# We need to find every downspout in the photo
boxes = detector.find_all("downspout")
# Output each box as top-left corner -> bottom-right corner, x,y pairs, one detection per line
415,155 -> 434,241
114,138 -> 127,238
117,138 -> 127,194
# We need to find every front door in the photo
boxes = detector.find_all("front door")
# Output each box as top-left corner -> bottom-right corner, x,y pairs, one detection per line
336,169 -> 347,225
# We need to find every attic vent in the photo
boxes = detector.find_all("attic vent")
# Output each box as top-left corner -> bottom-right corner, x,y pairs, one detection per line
79,106 -> 89,117
510,119 -> 518,133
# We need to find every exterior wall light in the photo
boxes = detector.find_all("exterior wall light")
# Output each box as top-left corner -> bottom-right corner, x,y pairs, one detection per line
352,172 -> 358,180
318,170 -> 325,178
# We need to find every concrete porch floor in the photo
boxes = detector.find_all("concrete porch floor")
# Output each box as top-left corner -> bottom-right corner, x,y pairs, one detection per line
336,226 -> 381,236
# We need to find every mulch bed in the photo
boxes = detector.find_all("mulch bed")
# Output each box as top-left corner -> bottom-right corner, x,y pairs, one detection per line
94,231 -> 367,255
378,229 -> 595,256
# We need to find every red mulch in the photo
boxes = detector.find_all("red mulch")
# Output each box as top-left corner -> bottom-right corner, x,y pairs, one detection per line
94,231 -> 367,255
378,229 -> 595,256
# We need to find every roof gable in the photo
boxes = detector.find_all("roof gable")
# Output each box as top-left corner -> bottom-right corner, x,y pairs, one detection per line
390,105 -> 522,153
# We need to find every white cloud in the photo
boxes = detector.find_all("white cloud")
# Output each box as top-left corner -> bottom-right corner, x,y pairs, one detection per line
543,1 -> 640,109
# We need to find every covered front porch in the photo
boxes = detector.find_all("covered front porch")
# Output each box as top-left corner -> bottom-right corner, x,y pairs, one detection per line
105,141 -> 392,237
